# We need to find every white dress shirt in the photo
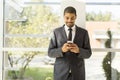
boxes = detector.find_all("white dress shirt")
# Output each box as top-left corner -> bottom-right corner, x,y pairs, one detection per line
64,24 -> 76,43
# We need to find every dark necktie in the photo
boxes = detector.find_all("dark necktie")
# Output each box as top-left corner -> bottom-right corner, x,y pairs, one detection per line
68,28 -> 72,41
66,28 -> 81,80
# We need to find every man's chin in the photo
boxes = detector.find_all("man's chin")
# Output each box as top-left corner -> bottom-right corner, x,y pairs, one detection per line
67,24 -> 74,27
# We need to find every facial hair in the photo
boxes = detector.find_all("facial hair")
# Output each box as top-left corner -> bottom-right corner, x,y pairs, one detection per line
67,22 -> 74,27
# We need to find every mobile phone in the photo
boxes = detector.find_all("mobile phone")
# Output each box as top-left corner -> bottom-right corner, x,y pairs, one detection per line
67,41 -> 73,44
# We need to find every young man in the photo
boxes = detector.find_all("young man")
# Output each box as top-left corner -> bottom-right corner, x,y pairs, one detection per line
48,6 -> 92,80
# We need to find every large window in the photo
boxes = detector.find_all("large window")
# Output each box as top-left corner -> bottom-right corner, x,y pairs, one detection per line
86,1 -> 120,80
4,0 -> 60,80
2,0 -> 120,80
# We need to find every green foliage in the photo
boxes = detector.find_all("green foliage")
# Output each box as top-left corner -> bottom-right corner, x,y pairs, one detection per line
7,37 -> 49,48
8,51 -> 39,79
24,68 -> 53,80
7,2 -> 59,48
7,1 -> 58,79
102,52 -> 111,80
105,29 -> 112,48
8,5 -> 59,34
8,67 -> 53,80
102,29 -> 112,80
86,11 -> 111,21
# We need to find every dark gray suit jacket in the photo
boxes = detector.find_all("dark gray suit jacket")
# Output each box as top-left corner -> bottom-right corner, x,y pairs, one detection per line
48,25 -> 92,80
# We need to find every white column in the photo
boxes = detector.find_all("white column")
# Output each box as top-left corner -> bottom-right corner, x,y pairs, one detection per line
0,0 -> 3,80
61,0 -> 86,28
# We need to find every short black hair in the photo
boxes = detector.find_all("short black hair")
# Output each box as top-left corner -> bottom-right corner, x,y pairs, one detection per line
64,6 -> 77,16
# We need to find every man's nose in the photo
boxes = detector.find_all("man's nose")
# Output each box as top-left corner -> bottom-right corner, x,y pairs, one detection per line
68,19 -> 72,22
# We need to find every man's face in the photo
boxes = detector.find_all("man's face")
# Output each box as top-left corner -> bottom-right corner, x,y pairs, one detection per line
64,13 -> 76,27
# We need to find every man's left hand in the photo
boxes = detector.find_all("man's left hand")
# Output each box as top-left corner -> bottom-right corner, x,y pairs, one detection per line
68,43 -> 80,53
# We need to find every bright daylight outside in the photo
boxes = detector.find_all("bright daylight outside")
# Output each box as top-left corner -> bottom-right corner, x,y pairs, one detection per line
2,0 -> 120,80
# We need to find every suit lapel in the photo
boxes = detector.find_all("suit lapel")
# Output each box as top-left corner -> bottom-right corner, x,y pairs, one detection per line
73,25 -> 78,43
61,25 -> 67,42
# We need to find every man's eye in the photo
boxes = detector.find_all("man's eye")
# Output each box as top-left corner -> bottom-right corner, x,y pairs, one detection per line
71,17 -> 75,20
66,17 -> 69,20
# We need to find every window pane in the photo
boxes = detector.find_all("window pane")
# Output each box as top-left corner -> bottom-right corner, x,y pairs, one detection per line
86,5 -> 120,21
5,4 -> 60,34
86,2 -> 120,79
5,37 -> 49,48
5,51 -> 53,80
86,4 -> 120,48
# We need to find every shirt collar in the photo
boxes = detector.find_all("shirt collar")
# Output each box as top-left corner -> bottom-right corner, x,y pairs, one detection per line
64,24 -> 76,31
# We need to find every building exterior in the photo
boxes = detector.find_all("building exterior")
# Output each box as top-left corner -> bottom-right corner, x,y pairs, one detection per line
86,21 -> 120,48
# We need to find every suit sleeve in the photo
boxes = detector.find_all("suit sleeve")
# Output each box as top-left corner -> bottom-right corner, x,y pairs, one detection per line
78,31 -> 92,59
48,31 -> 64,58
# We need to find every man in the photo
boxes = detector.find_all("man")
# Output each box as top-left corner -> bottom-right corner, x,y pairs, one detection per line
48,6 -> 92,80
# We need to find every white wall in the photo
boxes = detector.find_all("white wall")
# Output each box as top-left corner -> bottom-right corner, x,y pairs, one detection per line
0,0 -> 3,80
60,0 -> 86,28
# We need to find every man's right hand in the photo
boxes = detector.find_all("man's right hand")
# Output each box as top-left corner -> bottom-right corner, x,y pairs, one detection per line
62,43 -> 71,53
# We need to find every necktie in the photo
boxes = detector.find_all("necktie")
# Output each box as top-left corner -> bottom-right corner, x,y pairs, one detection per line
68,28 -> 72,41
66,28 -> 80,80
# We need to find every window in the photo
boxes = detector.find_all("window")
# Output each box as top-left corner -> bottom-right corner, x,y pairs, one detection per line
4,0 -> 60,80
2,0 -> 120,80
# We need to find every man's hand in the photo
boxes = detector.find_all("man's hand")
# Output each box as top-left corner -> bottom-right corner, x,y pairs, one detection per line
62,43 -> 71,53
62,43 -> 80,54
69,43 -> 80,53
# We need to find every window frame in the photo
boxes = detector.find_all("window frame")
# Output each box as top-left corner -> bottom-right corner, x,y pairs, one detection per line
0,0 -> 4,80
